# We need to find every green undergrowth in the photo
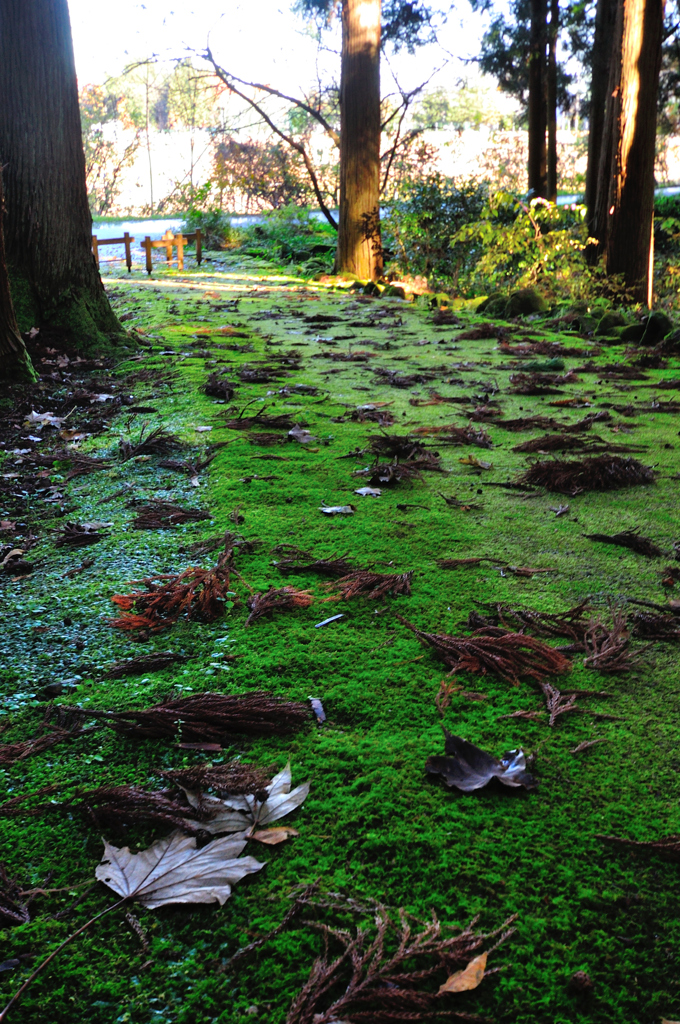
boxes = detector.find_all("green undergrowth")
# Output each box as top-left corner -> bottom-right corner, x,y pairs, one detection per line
1,255 -> 680,1023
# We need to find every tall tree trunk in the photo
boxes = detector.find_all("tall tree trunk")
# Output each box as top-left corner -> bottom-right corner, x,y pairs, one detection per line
0,0 -> 122,349
546,0 -> 559,201
528,0 -> 548,197
585,0 -> 617,230
336,0 -> 383,280
0,174 -> 35,381
593,0 -> 664,305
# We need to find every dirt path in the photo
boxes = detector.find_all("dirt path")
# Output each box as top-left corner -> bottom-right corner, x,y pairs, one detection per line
1,254 -> 679,1023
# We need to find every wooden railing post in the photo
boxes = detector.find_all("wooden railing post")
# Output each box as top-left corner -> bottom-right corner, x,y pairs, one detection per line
176,234 -> 185,272
195,228 -> 202,265
143,236 -> 152,275
162,229 -> 174,264
92,235 -> 99,268
123,232 -> 132,273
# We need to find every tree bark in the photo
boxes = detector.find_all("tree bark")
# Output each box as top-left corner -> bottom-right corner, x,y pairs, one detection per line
0,0 -> 122,349
528,0 -> 548,197
585,0 -> 617,230
0,174 -> 35,381
336,0 -> 383,280
546,0 -> 559,201
593,0 -> 664,304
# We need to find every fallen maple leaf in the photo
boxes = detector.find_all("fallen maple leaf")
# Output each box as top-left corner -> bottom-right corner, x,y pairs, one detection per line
96,830 -> 264,908
438,950 -> 487,993
183,762 -> 309,839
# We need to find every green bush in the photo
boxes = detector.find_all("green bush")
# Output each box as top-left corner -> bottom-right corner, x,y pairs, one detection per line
382,174 -> 488,286
181,202 -> 234,251
452,192 -> 594,298
241,204 -> 337,272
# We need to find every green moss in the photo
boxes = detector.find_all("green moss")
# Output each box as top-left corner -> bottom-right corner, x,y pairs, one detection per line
1,258 -> 680,1023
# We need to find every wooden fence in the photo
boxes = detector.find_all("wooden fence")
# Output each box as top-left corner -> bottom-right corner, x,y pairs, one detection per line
92,228 -> 203,274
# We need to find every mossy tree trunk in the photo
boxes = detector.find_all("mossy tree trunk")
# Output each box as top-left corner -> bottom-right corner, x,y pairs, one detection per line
0,174 -> 35,381
593,0 -> 664,305
0,0 -> 122,349
585,0 -> 617,231
336,0 -> 383,281
528,0 -> 548,198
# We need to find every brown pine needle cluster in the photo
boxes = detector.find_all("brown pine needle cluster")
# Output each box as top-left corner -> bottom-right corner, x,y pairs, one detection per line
271,545 -> 357,578
159,760 -> 274,796
0,723 -> 83,767
110,549 -> 234,634
495,600 -> 592,645
584,528 -> 662,557
517,455 -> 655,495
103,652 -> 188,679
67,785 -> 206,834
539,682 -> 580,727
330,570 -> 413,600
119,425 -> 182,461
131,501 -> 212,530
583,613 -> 642,672
286,892 -> 516,1024
245,585 -> 314,626
0,866 -> 30,927
631,611 -> 680,641
203,372 -> 238,400
71,691 -> 311,742
398,617 -> 571,685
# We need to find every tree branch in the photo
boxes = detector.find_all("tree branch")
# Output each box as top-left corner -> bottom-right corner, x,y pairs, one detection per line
204,48 -> 338,230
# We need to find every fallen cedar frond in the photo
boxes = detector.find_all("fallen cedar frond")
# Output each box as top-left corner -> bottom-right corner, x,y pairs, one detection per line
508,373 -> 564,395
0,865 -> 30,927
630,611 -> 680,641
223,413 -> 294,431
110,548 -> 234,634
455,322 -> 506,339
513,433 -> 605,453
159,760 -> 274,796
398,617 -> 572,685
0,724 -> 84,767
248,432 -> 286,446
366,433 -> 428,460
67,785 -> 206,834
54,522 -> 109,547
583,613 -> 641,673
271,545 -> 357,578
181,530 -> 258,558
69,691 -> 311,742
495,600 -> 592,645
158,452 -> 217,476
372,367 -> 433,388
329,570 -> 413,601
354,458 -> 428,486
119,425 -> 183,461
103,652 -> 188,679
28,449 -> 111,479
245,586 -> 314,626
285,893 -> 517,1024
597,833 -> 680,862
584,528 -> 662,558
130,501 -> 212,530
203,373 -> 238,401
539,682 -> 579,727
349,406 -> 396,426
517,456 -> 655,495
412,422 -> 493,448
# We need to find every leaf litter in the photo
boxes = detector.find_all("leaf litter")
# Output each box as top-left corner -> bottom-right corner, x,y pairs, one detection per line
426,731 -> 537,792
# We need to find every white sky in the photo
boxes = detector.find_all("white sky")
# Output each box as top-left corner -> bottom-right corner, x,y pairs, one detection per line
68,0 -> 492,96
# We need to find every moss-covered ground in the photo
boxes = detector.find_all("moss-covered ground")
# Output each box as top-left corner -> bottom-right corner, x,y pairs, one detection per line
1,251 -> 680,1023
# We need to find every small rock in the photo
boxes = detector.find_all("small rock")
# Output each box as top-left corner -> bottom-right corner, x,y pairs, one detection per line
506,287 -> 549,316
595,310 -> 627,337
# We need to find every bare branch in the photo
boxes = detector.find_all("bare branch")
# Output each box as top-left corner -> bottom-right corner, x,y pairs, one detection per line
204,47 -> 338,230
